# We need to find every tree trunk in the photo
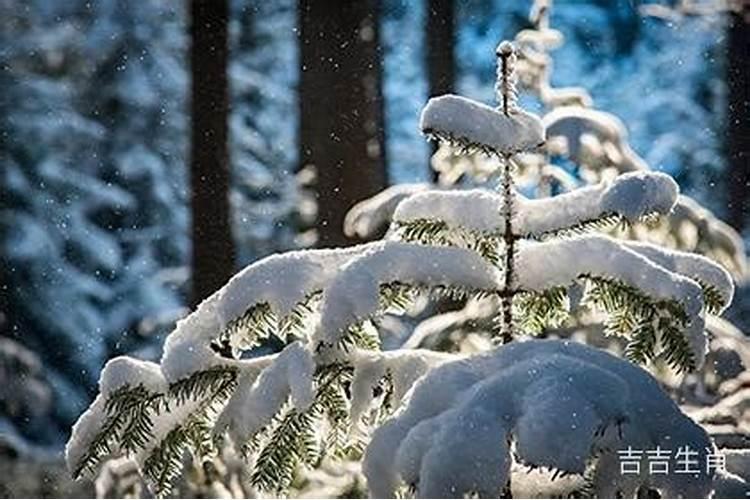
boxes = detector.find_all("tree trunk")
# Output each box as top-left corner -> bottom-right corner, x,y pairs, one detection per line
188,0 -> 235,306
727,8 -> 750,232
426,0 -> 456,181
299,0 -> 389,247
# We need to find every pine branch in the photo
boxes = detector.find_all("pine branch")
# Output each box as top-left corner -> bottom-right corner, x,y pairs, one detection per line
72,385 -> 160,479
658,313 -> 696,372
142,418 -> 211,497
696,280 -> 725,315
513,286 -> 569,335
169,366 -> 238,406
623,314 -> 658,364
379,282 -> 420,314
424,130 -> 508,158
539,213 -> 624,240
142,368 -> 239,497
394,218 -> 452,246
250,407 -> 318,494
338,322 -> 382,352
119,390 -> 164,455
250,364 -> 351,495
582,275 -> 695,371
470,234 -> 503,265
224,302 -> 277,350
279,293 -> 321,340
532,212 -> 664,241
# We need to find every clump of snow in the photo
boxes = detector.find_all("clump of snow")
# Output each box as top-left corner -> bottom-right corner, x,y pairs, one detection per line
349,349 -> 455,432
98,357 -> 169,397
344,184 -> 430,239
215,342 -> 315,446
313,242 -> 503,346
599,171 -> 677,220
363,339 -> 713,498
420,95 -> 544,155
65,397 -> 108,477
393,189 -> 507,234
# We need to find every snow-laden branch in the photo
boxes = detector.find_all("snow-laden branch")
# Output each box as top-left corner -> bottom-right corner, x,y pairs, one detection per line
622,240 -> 734,312
343,183 -> 430,239
543,106 -> 647,171
161,244 -> 373,382
516,234 -> 708,366
313,242 -> 504,347
393,188 -> 507,234
516,171 -> 677,236
420,95 -> 544,156
672,195 -> 747,280
66,358 -> 167,478
391,171 -> 677,239
517,236 -> 702,313
363,339 -> 714,499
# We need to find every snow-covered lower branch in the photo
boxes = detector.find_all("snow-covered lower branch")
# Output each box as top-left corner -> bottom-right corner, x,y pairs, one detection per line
364,339 -> 714,499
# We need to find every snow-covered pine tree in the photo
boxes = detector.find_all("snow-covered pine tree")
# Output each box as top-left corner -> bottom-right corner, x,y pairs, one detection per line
66,39 -> 735,499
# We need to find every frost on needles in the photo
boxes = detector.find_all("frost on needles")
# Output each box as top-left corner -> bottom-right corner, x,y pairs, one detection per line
67,39 -> 736,499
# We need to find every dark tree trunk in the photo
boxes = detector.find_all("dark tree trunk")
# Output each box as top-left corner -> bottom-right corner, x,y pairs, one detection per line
426,0 -> 456,181
727,9 -> 750,232
299,0 -> 389,247
188,0 -> 235,306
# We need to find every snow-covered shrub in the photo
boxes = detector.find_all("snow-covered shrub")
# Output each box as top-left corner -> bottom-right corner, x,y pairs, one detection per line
65,18 -> 735,500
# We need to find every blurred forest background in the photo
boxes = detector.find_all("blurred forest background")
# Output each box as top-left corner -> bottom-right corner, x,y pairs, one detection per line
0,0 -> 748,495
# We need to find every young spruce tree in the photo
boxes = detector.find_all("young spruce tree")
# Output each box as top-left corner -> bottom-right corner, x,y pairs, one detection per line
66,24 -> 736,500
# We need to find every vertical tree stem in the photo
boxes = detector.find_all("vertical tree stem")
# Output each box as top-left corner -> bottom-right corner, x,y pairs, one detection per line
500,153 -> 515,344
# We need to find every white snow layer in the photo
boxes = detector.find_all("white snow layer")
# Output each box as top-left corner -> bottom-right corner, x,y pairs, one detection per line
313,241 -> 504,346
214,341 -> 315,447
420,95 -> 545,154
517,171 -> 677,235
392,171 -> 677,237
349,349 -> 455,432
344,183 -> 430,239
517,235 -> 708,365
393,188 -> 507,234
363,339 -> 713,499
